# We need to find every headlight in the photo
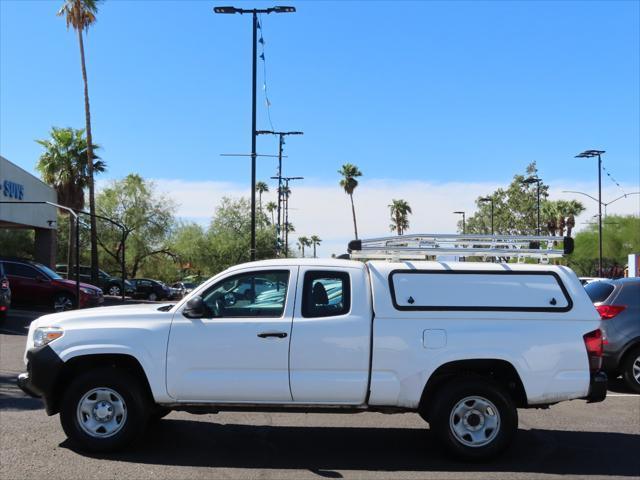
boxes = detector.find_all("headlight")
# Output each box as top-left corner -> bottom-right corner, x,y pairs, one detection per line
80,287 -> 97,295
33,327 -> 64,347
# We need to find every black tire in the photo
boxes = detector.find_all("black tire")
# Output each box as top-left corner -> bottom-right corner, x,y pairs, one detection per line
60,368 -> 149,453
429,376 -> 518,461
621,346 -> 640,394
53,292 -> 75,312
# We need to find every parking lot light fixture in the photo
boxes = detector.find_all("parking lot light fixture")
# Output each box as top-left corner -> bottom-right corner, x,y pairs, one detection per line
522,177 -> 542,235
575,149 -> 606,277
453,211 -> 466,234
479,197 -> 494,235
214,5 -> 297,261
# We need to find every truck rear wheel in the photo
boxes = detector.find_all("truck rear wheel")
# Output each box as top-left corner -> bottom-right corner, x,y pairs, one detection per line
430,377 -> 517,461
60,368 -> 149,452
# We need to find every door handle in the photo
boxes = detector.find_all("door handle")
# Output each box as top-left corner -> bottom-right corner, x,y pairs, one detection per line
257,332 -> 288,339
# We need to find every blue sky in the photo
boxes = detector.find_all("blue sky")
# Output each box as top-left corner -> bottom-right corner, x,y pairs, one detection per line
1,1 -> 639,255
2,0 -> 639,183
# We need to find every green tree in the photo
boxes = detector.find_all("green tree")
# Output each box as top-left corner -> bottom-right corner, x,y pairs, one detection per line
465,162 -> 551,235
0,229 -> 34,258
265,201 -> 277,225
35,127 -> 104,277
389,199 -> 412,235
339,163 -> 363,239
297,236 -> 311,257
568,215 -> 640,277
542,199 -> 585,237
206,197 -> 278,271
95,174 -> 175,278
255,181 -> 269,213
58,0 -> 101,283
310,235 -> 322,258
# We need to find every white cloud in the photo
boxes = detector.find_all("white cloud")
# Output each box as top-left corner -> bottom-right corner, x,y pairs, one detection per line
148,178 -> 640,258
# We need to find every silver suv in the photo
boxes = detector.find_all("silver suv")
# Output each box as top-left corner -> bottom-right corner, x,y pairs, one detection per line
585,278 -> 640,392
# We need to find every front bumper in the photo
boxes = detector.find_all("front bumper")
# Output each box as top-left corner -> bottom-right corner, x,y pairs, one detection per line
17,344 -> 65,415
584,371 -> 608,403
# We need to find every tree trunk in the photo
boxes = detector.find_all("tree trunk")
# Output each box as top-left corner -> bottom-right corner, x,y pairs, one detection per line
67,214 -> 76,279
313,244 -> 317,258
349,193 -> 358,240
78,28 -> 98,284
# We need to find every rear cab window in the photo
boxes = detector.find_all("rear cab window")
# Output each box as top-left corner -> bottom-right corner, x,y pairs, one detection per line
389,270 -> 572,312
302,271 -> 351,318
584,282 -> 615,304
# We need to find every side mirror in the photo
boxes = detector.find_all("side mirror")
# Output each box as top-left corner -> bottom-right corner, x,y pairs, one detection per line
183,296 -> 205,319
35,275 -> 47,283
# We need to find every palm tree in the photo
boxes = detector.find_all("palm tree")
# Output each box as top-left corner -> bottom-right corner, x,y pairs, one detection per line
256,181 -> 269,212
265,201 -> 277,225
338,163 -> 363,239
389,199 -> 412,235
58,0 -> 101,283
36,127 -> 105,277
297,236 -> 311,257
310,235 -> 322,258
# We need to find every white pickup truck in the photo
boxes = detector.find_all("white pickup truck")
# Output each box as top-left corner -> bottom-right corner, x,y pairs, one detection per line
18,257 -> 606,460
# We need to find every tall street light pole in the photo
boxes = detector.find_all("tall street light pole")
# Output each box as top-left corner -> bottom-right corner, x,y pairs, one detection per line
575,150 -> 605,277
479,197 -> 494,235
257,129 -> 303,255
214,5 -> 296,261
453,211 -> 465,234
522,177 -> 542,235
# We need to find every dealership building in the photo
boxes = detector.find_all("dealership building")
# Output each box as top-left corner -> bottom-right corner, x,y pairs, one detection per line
0,155 -> 57,267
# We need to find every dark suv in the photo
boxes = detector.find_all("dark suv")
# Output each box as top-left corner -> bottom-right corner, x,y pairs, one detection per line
130,278 -> 171,301
55,264 -> 134,297
585,278 -> 640,392
0,258 -> 103,311
0,261 -> 11,319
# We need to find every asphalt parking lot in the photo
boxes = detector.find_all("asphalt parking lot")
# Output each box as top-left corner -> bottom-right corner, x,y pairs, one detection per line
1,306 -> 639,480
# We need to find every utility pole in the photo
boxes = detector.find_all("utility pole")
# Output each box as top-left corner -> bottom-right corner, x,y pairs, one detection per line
214,5 -> 296,261
278,176 -> 304,257
258,130 -> 303,255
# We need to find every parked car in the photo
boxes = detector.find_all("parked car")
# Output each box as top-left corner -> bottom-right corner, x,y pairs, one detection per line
170,281 -> 197,299
56,264 -> 134,297
130,278 -> 171,301
0,261 -> 11,320
0,257 -> 103,311
18,258 -> 605,459
585,278 -> 640,392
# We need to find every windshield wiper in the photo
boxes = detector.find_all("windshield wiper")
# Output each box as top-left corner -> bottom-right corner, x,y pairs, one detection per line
157,304 -> 175,312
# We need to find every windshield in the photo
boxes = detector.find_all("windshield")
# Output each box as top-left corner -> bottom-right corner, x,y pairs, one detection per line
37,264 -> 63,280
183,282 -> 196,289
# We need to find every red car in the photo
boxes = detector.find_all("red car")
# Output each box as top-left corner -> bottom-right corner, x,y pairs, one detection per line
0,257 -> 103,311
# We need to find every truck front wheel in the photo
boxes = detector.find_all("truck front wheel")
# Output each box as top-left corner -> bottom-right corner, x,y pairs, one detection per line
59,368 -> 149,452
429,377 -> 517,461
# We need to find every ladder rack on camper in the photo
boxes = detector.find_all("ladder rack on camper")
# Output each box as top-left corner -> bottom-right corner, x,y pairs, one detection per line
347,233 -> 574,262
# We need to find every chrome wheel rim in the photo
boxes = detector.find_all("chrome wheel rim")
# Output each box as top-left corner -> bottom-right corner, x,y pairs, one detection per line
449,395 -> 501,448
76,388 -> 127,438
54,295 -> 73,312
148,293 -> 157,301
108,285 -> 121,296
633,356 -> 640,384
